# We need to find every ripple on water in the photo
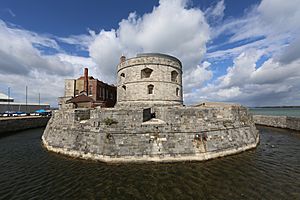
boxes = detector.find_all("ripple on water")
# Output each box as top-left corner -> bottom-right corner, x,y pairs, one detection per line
0,127 -> 299,199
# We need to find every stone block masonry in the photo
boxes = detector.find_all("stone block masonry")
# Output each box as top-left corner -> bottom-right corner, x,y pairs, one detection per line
117,53 -> 183,107
253,115 -> 300,131
0,116 -> 50,134
42,104 -> 259,163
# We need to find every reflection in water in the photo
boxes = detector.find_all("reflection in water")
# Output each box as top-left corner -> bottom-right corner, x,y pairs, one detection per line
0,126 -> 299,199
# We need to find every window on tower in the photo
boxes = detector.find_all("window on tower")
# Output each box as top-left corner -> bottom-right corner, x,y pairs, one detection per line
171,70 -> 178,82
148,84 -> 154,94
176,87 -> 179,96
141,68 -> 153,78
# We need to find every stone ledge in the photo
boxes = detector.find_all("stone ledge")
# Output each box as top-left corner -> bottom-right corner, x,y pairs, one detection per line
0,116 -> 50,134
253,115 -> 300,131
42,135 -> 259,163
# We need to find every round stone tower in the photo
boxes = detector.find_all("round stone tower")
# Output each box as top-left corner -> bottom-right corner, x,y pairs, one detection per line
117,53 -> 183,107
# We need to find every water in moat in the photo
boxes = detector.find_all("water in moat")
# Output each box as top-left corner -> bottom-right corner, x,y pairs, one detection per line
0,127 -> 299,200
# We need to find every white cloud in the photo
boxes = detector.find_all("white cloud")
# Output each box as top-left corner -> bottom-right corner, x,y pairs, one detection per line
58,30 -> 96,51
0,20 -> 93,106
278,37 -> 300,64
184,61 -> 212,92
205,0 -> 225,24
88,0 -> 211,85
258,0 -> 300,34
217,51 -> 261,88
211,0 -> 300,50
194,50 -> 300,106
89,29 -> 122,82
58,54 -> 97,77
251,59 -> 300,85
194,0 -> 300,106
0,20 -> 72,76
217,87 -> 241,98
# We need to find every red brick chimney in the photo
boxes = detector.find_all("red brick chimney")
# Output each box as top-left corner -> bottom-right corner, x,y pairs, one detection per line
83,68 -> 89,95
120,55 -> 126,63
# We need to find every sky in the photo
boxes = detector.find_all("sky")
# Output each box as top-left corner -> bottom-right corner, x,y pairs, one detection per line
0,0 -> 299,107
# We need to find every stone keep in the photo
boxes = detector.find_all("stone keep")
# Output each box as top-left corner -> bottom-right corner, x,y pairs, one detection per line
117,53 -> 183,107
42,52 -> 259,163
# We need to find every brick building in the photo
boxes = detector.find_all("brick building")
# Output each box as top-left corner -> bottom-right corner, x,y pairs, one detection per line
60,68 -> 116,109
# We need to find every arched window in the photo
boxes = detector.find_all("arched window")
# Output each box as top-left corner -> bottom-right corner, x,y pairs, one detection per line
120,73 -> 125,78
171,70 -> 178,82
141,68 -> 153,78
148,84 -> 154,94
122,85 -> 126,91
176,87 -> 179,96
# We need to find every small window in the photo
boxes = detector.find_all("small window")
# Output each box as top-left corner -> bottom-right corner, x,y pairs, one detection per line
120,73 -> 125,78
122,85 -> 126,90
89,86 -> 92,95
176,88 -> 179,96
148,84 -> 154,94
102,88 -> 105,99
171,71 -> 178,82
103,88 -> 107,100
141,68 -> 153,78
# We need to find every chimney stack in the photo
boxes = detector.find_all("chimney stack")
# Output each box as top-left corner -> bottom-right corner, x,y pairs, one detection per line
83,68 -> 89,95
120,55 -> 126,63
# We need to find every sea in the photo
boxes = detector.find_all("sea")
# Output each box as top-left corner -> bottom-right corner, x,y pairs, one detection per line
249,107 -> 300,117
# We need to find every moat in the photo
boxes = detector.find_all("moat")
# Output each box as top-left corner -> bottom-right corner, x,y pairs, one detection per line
0,126 -> 299,199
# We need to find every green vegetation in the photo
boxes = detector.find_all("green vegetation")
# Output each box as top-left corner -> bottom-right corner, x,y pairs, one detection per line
103,117 -> 118,126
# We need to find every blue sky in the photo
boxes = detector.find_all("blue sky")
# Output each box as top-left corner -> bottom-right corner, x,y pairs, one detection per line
0,0 -> 256,35
0,0 -> 299,107
0,0 -> 158,36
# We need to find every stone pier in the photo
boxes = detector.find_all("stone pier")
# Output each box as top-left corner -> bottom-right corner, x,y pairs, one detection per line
0,116 -> 50,134
253,115 -> 300,131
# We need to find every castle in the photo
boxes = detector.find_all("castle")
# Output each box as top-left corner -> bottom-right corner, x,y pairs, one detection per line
116,53 -> 183,107
42,53 -> 259,162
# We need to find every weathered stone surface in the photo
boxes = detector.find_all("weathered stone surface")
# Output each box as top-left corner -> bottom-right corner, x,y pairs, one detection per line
0,116 -> 50,134
42,104 -> 259,163
253,115 -> 300,131
116,53 -> 183,107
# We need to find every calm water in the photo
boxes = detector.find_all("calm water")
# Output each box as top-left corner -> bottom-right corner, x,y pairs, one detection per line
250,107 -> 300,117
0,127 -> 299,200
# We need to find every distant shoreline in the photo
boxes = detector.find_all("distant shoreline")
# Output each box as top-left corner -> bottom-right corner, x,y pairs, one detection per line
249,107 -> 300,118
250,106 -> 300,108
